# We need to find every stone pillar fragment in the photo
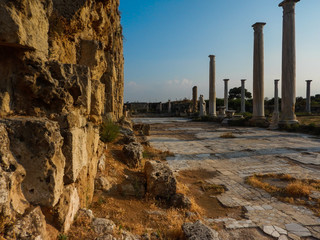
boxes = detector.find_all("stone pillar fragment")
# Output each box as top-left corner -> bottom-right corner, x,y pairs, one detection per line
223,79 -> 229,110
305,80 -> 312,113
241,79 -> 246,113
168,100 -> 171,113
199,95 -> 206,117
252,22 -> 266,120
279,0 -> 300,124
208,55 -> 216,116
192,86 -> 198,113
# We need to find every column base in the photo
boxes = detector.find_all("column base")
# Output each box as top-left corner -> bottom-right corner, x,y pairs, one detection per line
249,117 -> 269,127
278,119 -> 299,126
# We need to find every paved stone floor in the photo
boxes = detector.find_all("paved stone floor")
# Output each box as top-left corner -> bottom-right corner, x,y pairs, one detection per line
134,118 -> 320,240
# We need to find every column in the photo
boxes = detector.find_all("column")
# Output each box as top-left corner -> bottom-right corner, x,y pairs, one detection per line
279,0 -> 300,124
208,55 -> 216,116
241,79 -> 246,113
270,79 -> 280,129
192,86 -> 198,113
168,100 -> 171,113
306,80 -> 312,113
274,79 -> 280,114
223,79 -> 229,110
252,22 -> 266,120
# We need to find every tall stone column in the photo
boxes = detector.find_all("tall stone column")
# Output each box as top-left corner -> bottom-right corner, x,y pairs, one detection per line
168,100 -> 171,113
223,79 -> 229,110
270,79 -> 280,129
306,80 -> 312,113
241,79 -> 246,113
279,0 -> 299,124
208,55 -> 216,116
192,86 -> 198,113
252,22 -> 266,120
274,79 -> 280,114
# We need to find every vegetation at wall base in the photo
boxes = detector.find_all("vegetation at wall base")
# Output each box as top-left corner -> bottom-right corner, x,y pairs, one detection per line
100,119 -> 120,143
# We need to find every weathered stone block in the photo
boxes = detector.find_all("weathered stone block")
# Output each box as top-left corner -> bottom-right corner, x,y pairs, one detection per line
0,124 -> 29,217
53,184 -> 80,233
0,0 -> 51,59
122,142 -> 143,168
182,220 -> 219,240
0,117 -> 65,207
6,207 -> 48,240
144,160 -> 177,200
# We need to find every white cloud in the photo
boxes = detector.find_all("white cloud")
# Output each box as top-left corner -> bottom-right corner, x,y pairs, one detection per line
127,81 -> 137,87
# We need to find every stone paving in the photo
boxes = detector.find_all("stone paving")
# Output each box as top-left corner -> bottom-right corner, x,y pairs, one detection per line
134,118 -> 320,240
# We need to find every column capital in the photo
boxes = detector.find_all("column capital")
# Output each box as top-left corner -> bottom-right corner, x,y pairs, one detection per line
305,80 -> 312,83
208,55 -> 215,58
274,79 -> 280,82
223,79 -> 229,82
241,79 -> 246,82
279,0 -> 299,7
252,22 -> 266,29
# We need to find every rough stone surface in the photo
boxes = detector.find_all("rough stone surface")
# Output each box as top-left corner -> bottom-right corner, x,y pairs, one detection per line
182,220 -> 219,240
133,123 -> 151,136
53,184 -> 80,233
92,218 -> 116,236
123,142 -> 143,168
0,117 -> 65,207
170,193 -> 192,209
95,176 -> 111,192
0,0 -> 124,236
6,207 -> 48,240
144,160 -> 177,200
0,124 -> 29,218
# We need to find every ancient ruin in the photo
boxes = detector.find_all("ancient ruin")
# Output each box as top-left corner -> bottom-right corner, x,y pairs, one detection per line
252,22 -> 266,121
279,0 -> 300,124
192,86 -> 198,113
0,0 -> 124,238
241,79 -> 246,113
209,55 -> 217,116
223,79 -> 229,111
306,80 -> 312,113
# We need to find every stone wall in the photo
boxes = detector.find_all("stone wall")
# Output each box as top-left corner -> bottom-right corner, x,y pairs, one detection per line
0,0 -> 123,237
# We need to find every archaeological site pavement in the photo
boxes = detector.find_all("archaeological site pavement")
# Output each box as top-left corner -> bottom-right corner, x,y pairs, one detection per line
135,118 -> 320,240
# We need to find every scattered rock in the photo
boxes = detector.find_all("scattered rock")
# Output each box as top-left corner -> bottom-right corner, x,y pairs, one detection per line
123,134 -> 137,144
133,123 -> 150,136
98,155 -> 106,172
144,160 -> 177,200
95,176 -> 112,192
77,208 -> 95,221
92,218 -> 116,236
182,220 -> 219,240
123,142 -> 143,168
171,193 -> 192,209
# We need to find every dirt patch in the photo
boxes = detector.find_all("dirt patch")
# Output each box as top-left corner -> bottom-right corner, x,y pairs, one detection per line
177,169 -> 243,220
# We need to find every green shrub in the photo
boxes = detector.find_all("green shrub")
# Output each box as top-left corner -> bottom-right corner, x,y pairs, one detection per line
58,234 -> 68,240
100,120 -> 120,143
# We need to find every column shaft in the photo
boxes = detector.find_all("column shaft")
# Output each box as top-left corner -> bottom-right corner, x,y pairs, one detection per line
306,80 -> 312,113
224,79 -> 229,111
252,22 -> 266,119
209,55 -> 216,116
192,86 -> 198,113
279,0 -> 299,124
241,79 -> 246,113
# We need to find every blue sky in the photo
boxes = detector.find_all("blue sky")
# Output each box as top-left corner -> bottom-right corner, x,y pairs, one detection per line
120,0 -> 320,102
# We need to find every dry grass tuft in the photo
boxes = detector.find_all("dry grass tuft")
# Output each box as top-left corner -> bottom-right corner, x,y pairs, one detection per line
220,132 -> 236,138
284,181 -> 313,197
246,175 -> 279,193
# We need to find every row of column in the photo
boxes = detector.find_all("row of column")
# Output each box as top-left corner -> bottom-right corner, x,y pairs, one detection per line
207,0 -> 304,125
